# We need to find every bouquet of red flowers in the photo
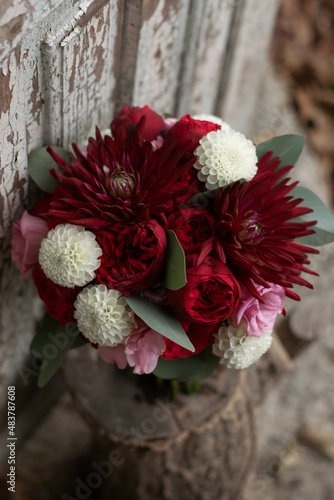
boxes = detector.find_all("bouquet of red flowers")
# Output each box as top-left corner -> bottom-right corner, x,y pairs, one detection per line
11,106 -> 334,387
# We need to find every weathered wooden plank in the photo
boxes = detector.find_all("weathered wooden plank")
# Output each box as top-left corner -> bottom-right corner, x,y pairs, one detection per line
0,0 -> 123,407
0,45 -> 39,407
131,0 -> 191,115
216,0 -> 279,134
0,0 -> 71,61
42,0 -> 122,149
115,0 -> 143,109
176,0 -> 235,117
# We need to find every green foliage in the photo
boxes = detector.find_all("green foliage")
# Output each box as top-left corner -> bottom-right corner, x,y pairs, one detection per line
161,230 -> 186,290
125,294 -> 194,352
153,347 -> 220,381
291,186 -> 334,246
255,134 -> 305,170
30,315 -> 81,387
28,146 -> 71,193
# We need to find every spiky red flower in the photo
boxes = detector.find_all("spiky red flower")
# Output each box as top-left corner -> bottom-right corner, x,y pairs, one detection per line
214,151 -> 319,301
46,120 -> 195,229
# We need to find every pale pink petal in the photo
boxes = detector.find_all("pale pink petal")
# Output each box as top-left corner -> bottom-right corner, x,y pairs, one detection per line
164,117 -> 178,129
151,136 -> 164,150
11,211 -> 49,277
125,329 -> 165,374
98,344 -> 127,369
230,282 -> 285,337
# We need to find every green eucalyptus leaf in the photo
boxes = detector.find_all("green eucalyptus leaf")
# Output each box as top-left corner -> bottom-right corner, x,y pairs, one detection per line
255,134 -> 305,170
28,146 -> 71,193
161,230 -> 186,290
30,315 -> 60,356
30,316 -> 80,387
125,294 -> 194,352
187,179 -> 246,206
71,334 -> 87,349
154,347 -> 219,381
291,186 -> 334,246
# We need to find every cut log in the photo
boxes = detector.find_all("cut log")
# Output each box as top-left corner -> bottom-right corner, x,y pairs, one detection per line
62,333 -> 292,500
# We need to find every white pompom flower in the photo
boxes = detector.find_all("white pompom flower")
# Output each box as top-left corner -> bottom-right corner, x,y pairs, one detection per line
194,129 -> 258,190
212,322 -> 273,369
192,113 -> 231,132
74,284 -> 134,346
39,224 -> 102,288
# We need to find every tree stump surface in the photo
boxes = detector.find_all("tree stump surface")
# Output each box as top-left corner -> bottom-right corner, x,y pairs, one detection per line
62,333 -> 292,500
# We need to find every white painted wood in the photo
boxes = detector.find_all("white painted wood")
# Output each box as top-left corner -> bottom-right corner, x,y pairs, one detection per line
132,0 -> 190,115
0,0 -> 76,60
217,0 -> 280,135
0,0 -> 122,404
0,43 -> 40,405
42,0 -> 122,149
176,0 -> 235,117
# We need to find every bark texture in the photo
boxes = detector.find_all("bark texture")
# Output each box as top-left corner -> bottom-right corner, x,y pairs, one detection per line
62,333 -> 291,500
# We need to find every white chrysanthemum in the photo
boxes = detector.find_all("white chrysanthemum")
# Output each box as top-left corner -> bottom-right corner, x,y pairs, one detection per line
192,113 -> 231,132
194,129 -> 258,190
74,285 -> 134,346
212,322 -> 273,369
39,224 -> 102,288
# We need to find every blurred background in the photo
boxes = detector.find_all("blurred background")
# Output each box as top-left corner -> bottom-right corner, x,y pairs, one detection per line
1,0 -> 334,499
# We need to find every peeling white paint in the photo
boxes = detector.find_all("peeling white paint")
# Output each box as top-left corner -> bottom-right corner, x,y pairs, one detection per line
133,0 -> 190,114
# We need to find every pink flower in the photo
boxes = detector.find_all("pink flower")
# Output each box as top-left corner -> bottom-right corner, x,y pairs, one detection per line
98,344 -> 128,369
164,117 -> 178,129
98,327 -> 165,375
231,282 -> 285,337
11,211 -> 49,277
125,329 -> 165,374
151,135 -> 165,150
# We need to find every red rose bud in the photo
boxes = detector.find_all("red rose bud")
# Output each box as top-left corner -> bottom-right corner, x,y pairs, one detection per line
164,115 -> 221,154
111,105 -> 165,142
167,207 -> 215,254
32,265 -> 81,325
168,255 -> 240,325
161,320 -> 220,360
96,219 -> 167,292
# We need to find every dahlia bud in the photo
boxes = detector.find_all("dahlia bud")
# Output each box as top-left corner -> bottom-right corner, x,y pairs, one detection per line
238,214 -> 264,244
106,169 -> 137,200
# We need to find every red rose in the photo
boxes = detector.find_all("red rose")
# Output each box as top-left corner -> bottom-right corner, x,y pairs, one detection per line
164,167 -> 204,213
168,255 -> 240,324
164,115 -> 221,155
96,219 -> 167,291
167,207 -> 215,254
111,105 -> 165,142
32,265 -> 81,325
161,320 -> 219,360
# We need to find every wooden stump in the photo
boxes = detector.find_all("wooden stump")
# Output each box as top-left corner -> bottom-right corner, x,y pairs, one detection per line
62,335 -> 292,500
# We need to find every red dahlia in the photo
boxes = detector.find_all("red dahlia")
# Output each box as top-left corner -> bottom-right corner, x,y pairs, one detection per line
214,151 -> 319,301
46,120 -> 195,228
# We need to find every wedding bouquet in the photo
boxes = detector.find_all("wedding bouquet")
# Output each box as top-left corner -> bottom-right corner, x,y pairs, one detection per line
11,106 -> 334,387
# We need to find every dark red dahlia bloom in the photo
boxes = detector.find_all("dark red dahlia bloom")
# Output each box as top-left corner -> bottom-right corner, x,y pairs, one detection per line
95,219 -> 167,291
30,194 -> 52,218
167,207 -> 215,255
214,151 -> 319,301
168,254 -> 240,324
46,122 -> 196,228
32,265 -> 81,325
161,321 -> 219,360
164,115 -> 221,155
111,105 -> 165,142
